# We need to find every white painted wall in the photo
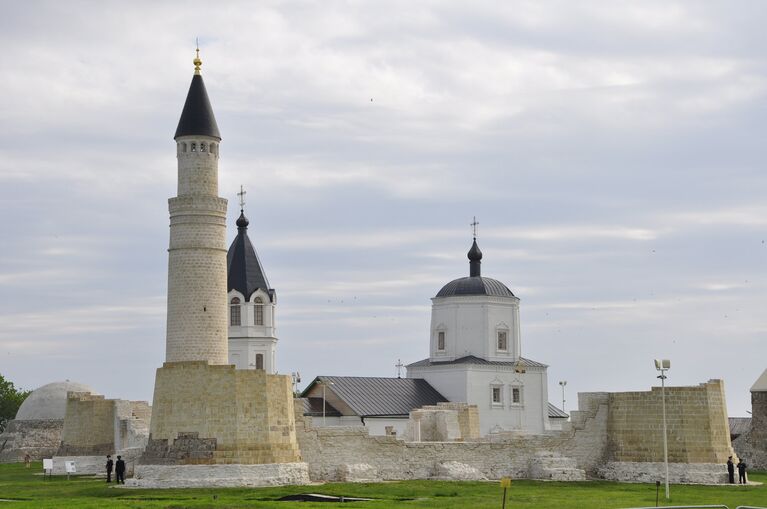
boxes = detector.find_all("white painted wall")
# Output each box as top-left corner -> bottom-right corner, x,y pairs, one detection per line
430,295 -> 521,362
228,288 -> 278,373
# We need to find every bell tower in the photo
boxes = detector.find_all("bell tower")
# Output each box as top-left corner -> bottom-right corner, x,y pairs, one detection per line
165,48 -> 229,365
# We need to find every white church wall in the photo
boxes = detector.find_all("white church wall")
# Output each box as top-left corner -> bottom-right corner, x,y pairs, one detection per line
430,296 -> 521,362
409,365 -> 468,404
411,364 -> 549,435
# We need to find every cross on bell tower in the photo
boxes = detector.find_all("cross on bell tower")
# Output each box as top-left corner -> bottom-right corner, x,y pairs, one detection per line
237,185 -> 247,211
471,216 -> 479,239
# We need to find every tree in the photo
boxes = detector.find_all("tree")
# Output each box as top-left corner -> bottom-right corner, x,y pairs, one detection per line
0,374 -> 31,433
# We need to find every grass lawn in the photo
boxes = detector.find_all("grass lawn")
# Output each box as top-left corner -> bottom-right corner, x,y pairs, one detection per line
1,462 -> 766,508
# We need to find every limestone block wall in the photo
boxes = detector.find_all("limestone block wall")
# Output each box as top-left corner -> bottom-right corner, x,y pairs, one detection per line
58,392 -> 116,456
294,390 -> 610,481
404,403 -> 480,441
606,380 -> 735,463
57,392 -> 151,457
0,419 -> 63,462
144,361 -> 301,465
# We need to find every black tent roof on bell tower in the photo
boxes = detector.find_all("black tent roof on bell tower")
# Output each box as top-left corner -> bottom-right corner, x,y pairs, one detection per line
174,73 -> 221,140
227,210 -> 275,302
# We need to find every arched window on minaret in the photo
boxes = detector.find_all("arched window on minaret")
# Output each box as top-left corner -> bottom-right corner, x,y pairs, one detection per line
230,297 -> 241,326
254,297 -> 264,325
200,142 -> 207,152
191,142 -> 197,152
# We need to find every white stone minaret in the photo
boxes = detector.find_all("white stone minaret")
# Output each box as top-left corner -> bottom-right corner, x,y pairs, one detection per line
165,49 -> 228,365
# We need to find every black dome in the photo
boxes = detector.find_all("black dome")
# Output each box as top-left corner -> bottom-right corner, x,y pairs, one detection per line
436,276 -> 515,298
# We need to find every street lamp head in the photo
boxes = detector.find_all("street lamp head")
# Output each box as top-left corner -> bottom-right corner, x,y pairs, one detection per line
559,380 -> 567,387
654,359 -> 671,371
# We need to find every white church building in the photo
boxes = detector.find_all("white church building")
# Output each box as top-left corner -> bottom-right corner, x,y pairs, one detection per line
407,237 -> 553,435
301,236 -> 565,437
226,206 -> 278,373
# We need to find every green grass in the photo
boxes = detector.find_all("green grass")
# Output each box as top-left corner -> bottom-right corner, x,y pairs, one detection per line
0,462 -> 766,508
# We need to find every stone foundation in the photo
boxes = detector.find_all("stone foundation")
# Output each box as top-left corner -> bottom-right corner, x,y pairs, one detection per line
0,419 -> 63,463
598,462 -> 728,484
127,462 -> 310,488
142,361 -> 301,465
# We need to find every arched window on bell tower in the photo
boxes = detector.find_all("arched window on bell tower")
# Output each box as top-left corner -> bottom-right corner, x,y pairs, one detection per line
230,297 -> 241,326
254,297 -> 264,325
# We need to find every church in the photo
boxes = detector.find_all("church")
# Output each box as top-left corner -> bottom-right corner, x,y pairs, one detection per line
225,205 -> 565,436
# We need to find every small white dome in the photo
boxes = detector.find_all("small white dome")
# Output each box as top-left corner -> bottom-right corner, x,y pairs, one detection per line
15,381 -> 95,420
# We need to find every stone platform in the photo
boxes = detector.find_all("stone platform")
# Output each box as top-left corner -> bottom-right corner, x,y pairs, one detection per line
126,462 -> 310,488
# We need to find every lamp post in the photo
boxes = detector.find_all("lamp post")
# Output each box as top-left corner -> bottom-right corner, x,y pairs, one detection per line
558,380 -> 567,413
654,359 -> 671,500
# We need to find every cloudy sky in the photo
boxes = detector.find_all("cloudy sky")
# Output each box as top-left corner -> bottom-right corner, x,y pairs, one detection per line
1,1 -> 766,417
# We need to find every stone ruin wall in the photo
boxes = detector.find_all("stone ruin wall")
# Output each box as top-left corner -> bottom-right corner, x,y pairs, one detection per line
606,380 -> 735,464
732,390 -> 767,470
142,361 -> 301,465
0,419 -> 63,462
294,392 -> 610,481
295,382 -> 735,483
58,392 -> 116,456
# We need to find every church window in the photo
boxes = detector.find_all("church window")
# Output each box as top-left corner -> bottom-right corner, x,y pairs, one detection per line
491,386 -> 502,405
511,387 -> 523,405
230,297 -> 241,326
255,353 -> 264,370
437,331 -> 445,351
254,297 -> 264,325
191,142 -> 197,152
181,142 -> 187,153
200,142 -> 207,152
497,331 -> 508,351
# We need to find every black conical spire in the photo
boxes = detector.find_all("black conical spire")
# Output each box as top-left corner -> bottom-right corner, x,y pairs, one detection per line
468,238 -> 482,277
227,210 -> 274,302
174,50 -> 221,140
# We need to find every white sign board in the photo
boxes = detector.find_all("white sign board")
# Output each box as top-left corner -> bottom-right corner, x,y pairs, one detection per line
42,458 -> 53,471
65,461 -> 76,474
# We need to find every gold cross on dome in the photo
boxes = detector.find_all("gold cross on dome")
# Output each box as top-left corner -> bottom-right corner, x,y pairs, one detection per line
237,185 -> 247,210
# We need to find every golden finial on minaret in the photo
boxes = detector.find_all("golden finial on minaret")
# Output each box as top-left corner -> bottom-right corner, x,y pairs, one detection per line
193,38 -> 202,75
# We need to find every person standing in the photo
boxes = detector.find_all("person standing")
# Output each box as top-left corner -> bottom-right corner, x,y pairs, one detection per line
737,459 -> 747,485
105,455 -> 113,483
24,453 -> 31,469
115,455 -> 126,484
727,456 -> 735,484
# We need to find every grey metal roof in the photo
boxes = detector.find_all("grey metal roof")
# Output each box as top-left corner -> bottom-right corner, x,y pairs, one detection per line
175,74 -> 221,140
301,376 -> 448,417
548,402 -> 568,419
436,276 -> 515,298
729,417 -> 751,437
407,355 -> 548,369
301,397 -> 341,417
227,211 -> 274,302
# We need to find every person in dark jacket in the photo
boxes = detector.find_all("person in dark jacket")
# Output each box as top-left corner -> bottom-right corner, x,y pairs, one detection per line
115,455 -> 126,484
727,456 -> 735,484
105,455 -> 113,483
737,459 -> 747,484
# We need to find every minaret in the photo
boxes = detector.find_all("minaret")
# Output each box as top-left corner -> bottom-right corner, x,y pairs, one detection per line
165,48 -> 228,365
